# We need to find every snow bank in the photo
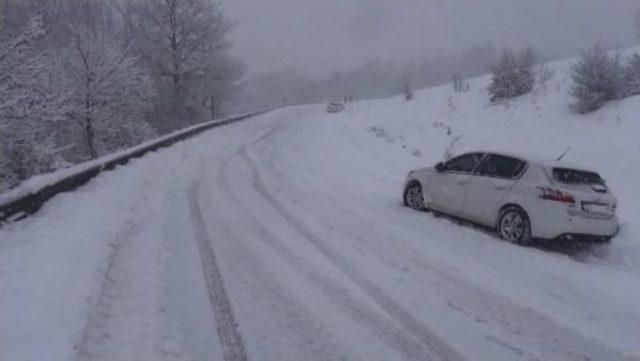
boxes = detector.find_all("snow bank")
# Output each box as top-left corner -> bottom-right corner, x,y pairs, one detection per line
0,108 -> 274,209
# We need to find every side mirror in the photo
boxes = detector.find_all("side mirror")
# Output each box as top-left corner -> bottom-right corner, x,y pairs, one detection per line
435,162 -> 445,173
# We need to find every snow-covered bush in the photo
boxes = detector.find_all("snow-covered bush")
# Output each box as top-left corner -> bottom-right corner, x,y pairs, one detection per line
488,48 -> 536,101
569,45 -> 623,113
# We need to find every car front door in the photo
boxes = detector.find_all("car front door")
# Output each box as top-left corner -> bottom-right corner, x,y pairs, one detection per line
463,154 -> 527,226
428,153 -> 485,216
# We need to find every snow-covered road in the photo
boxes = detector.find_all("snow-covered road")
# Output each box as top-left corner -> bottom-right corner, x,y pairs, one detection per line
1,106 -> 639,361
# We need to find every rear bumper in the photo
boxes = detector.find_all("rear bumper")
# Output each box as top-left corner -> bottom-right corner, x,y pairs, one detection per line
528,202 -> 619,240
554,233 -> 617,242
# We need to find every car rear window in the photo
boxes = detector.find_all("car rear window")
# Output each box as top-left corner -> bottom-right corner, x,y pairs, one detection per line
552,168 -> 604,185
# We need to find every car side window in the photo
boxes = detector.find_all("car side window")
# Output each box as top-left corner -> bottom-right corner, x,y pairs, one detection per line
444,153 -> 484,173
476,154 -> 526,179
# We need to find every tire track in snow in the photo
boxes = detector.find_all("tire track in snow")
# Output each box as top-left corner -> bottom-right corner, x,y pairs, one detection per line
188,185 -> 248,361
237,145 -> 465,361
197,184 -> 357,361
75,189 -> 188,361
219,153 -> 435,361
75,216 -> 145,361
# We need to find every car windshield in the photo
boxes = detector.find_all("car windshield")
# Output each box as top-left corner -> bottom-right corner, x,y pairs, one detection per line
552,168 -> 604,185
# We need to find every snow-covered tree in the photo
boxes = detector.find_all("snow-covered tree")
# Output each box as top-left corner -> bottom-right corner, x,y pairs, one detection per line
0,16 -> 61,187
55,24 -> 155,160
131,0 -> 241,131
569,45 -> 623,113
0,0 -> 244,189
623,53 -> 640,97
488,48 -> 536,102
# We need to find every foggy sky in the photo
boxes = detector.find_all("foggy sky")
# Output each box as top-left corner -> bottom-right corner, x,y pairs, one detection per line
223,0 -> 639,78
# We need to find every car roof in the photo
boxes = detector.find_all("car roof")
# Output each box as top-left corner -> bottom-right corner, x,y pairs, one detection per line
460,150 -> 599,173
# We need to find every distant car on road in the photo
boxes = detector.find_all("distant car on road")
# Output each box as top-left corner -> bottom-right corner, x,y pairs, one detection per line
326,102 -> 345,113
403,151 -> 619,245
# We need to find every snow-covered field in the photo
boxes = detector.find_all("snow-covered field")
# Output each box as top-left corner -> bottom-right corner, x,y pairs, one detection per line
1,55 -> 639,361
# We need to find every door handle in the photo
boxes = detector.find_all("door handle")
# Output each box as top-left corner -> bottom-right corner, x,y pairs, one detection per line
494,186 -> 507,190
457,181 -> 469,185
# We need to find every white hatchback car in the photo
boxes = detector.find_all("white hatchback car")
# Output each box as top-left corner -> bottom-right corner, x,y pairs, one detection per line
403,151 -> 619,245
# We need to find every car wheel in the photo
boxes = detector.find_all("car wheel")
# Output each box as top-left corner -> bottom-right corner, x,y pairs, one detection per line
404,182 -> 427,212
497,206 -> 532,246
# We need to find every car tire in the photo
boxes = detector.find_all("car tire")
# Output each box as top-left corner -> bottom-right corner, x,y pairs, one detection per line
497,206 -> 532,246
404,182 -> 427,212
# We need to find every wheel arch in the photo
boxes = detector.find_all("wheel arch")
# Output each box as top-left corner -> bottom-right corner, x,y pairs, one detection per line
405,179 -> 422,190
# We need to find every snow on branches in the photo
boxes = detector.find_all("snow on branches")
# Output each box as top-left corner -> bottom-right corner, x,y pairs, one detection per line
56,25 -> 155,159
0,16 -> 61,188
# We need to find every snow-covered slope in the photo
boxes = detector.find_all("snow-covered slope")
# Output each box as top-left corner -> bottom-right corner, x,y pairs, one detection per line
332,55 -> 640,270
1,54 -> 639,361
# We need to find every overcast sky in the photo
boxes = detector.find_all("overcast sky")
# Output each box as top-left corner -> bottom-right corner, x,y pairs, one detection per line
223,0 -> 639,78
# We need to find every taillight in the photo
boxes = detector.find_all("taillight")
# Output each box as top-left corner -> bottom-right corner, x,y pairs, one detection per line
538,187 -> 575,204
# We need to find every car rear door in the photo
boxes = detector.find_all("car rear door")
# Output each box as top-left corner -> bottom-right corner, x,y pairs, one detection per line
428,153 -> 484,216
463,154 -> 527,226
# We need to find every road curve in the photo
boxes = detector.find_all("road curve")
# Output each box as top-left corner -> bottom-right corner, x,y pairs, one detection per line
3,106 -> 638,361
